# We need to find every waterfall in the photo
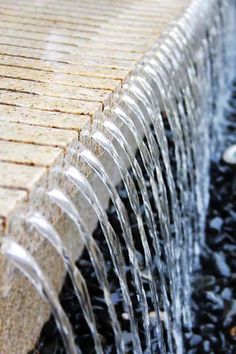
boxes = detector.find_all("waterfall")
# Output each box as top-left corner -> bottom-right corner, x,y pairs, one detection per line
0,238 -> 79,354
1,0 -> 235,353
27,212 -> 103,354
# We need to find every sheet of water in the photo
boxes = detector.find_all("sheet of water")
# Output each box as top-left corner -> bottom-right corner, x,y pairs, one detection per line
1,0 -> 235,353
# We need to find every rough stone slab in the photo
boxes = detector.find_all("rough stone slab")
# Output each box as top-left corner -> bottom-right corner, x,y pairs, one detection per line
0,36 -> 145,53
0,121 -> 78,147
0,22 -> 157,44
0,55 -> 127,80
0,34 -> 143,57
0,141 -> 63,167
0,44 -> 134,69
0,43 -> 136,70
0,15 -> 102,32
0,76 -> 111,102
0,162 -> 47,191
0,104 -> 91,130
0,90 -> 102,115
0,7 -> 111,26
0,29 -> 148,53
0,65 -> 120,90
0,187 -> 28,219
0,3 -> 186,23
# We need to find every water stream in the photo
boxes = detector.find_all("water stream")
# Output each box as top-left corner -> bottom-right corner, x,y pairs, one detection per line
78,146 -> 152,353
1,0 -> 236,353
64,164 -> 142,353
91,129 -> 166,353
0,238 -> 79,354
47,188 -> 125,354
27,212 -> 103,354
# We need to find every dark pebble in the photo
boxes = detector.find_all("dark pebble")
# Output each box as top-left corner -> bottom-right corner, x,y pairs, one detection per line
205,291 -> 224,310
209,336 -> 218,345
209,216 -> 223,231
187,349 -> 197,354
189,334 -> 202,346
213,252 -> 231,278
203,340 -> 211,352
221,288 -> 232,301
223,300 -> 236,327
193,275 -> 216,291
200,323 -> 215,337
219,331 -> 226,348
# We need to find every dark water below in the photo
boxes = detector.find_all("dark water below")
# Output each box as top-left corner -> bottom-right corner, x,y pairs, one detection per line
30,83 -> 236,354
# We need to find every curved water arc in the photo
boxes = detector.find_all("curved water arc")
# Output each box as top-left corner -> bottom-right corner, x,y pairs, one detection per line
78,145 -> 152,353
47,188 -> 125,354
0,238 -> 79,354
27,212 -> 103,354
64,164 -> 142,354
91,129 -> 166,353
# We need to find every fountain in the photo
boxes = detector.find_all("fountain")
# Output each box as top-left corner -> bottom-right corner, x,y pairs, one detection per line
0,0 -> 235,353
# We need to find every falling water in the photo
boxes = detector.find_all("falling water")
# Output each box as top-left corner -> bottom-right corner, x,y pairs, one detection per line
91,129 -> 166,353
64,164 -> 142,353
78,146 -> 152,352
0,238 -> 78,354
27,212 -> 103,354
102,118 -> 173,350
47,189 -> 125,354
111,92 -> 184,351
1,0 -> 236,353
142,50 -> 197,327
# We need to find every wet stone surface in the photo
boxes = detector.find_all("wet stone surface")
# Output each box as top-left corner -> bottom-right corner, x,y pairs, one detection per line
30,85 -> 236,354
